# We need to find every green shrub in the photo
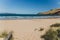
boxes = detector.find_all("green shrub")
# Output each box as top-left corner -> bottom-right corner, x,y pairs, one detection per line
50,23 -> 60,27
57,29 -> 60,38
41,23 -> 60,40
41,29 -> 58,40
0,31 -> 8,38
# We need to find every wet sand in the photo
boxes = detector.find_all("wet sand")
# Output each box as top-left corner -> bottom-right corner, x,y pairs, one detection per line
0,19 -> 60,40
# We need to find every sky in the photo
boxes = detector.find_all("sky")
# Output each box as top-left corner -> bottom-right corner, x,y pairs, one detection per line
0,0 -> 60,14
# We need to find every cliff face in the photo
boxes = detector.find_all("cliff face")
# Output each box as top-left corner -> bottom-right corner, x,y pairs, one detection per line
38,8 -> 60,15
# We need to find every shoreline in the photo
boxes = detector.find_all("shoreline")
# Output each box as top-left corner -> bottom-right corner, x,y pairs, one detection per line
0,18 -> 59,20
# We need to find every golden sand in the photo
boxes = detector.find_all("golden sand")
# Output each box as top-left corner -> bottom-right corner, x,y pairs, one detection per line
0,19 -> 60,40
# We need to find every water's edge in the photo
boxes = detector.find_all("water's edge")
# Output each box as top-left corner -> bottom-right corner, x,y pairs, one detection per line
0,16 -> 60,19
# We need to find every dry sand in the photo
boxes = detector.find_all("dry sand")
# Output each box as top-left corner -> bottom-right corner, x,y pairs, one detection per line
0,18 -> 60,40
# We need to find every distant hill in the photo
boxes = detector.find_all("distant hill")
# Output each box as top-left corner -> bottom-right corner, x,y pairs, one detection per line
0,13 -> 39,16
38,8 -> 60,15
0,8 -> 60,16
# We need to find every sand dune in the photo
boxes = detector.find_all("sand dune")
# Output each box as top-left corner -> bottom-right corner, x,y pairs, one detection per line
0,19 -> 60,40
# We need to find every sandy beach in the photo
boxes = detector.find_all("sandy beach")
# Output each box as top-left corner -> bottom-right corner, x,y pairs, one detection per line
0,18 -> 60,40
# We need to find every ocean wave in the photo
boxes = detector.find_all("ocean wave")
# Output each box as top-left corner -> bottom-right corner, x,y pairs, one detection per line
0,16 -> 60,19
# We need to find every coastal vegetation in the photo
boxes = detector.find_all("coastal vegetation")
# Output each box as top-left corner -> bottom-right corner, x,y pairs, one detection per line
0,31 -> 8,38
41,23 -> 60,40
